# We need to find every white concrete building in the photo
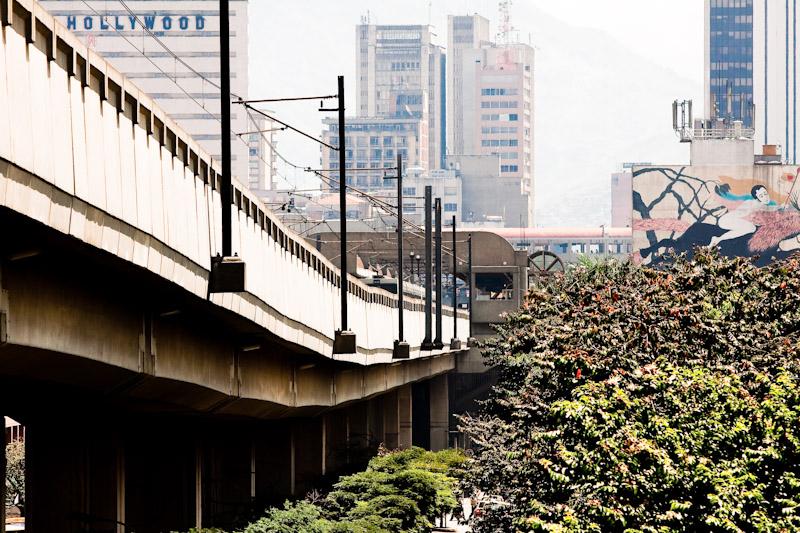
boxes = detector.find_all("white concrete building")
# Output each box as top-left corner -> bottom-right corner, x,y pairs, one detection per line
320,116 -> 428,191
446,15 -> 534,226
402,167 -> 463,225
356,24 -> 445,170
446,14 -> 490,157
38,0 -> 263,187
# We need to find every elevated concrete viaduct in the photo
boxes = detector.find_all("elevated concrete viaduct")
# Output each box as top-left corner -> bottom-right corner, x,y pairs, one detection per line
0,2 -> 468,530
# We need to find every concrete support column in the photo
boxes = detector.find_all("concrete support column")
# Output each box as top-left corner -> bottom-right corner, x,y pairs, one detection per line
429,374 -> 450,451
382,391 -> 399,450
291,419 -> 324,497
398,385 -> 413,450
347,403 -> 369,468
254,421 -> 292,504
324,410 -> 347,475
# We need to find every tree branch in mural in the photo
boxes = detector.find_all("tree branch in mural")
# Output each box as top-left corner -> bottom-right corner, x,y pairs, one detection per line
633,167 -> 800,266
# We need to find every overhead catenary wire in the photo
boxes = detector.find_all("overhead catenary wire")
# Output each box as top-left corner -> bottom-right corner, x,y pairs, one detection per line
90,0 -> 466,259
84,0 -> 317,195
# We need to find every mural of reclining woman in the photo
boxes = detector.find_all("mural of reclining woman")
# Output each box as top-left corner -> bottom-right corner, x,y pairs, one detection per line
636,183 -> 781,263
708,184 -> 777,247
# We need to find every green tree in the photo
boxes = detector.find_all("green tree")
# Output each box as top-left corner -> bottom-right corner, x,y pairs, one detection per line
461,250 -> 800,532
5,440 -> 24,516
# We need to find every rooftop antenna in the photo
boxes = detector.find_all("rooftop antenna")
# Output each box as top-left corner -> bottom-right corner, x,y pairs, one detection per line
497,0 -> 513,45
672,99 -> 693,143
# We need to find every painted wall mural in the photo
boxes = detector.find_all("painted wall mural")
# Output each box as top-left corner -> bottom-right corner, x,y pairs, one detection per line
632,165 -> 800,266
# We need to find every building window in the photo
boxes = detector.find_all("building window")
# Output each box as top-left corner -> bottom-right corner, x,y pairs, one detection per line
501,165 -> 519,172
444,202 -> 457,212
475,272 -> 513,300
402,187 -> 416,196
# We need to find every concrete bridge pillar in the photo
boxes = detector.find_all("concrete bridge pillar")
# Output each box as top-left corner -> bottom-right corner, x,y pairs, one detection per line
382,390 -> 399,450
398,384 -> 413,450
25,417 -> 123,533
429,374 -> 450,451
347,402 -> 370,467
324,409 -> 348,476
253,421 -> 292,505
291,418 -> 324,497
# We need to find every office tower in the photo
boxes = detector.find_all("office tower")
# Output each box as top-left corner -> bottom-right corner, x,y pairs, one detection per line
446,14 -> 490,157
356,24 -> 445,170
320,116 -> 428,190
705,0 -> 800,162
446,14 -> 535,227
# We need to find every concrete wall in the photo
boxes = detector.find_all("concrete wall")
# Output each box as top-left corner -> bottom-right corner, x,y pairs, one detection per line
632,163 -> 800,265
0,1 -> 468,365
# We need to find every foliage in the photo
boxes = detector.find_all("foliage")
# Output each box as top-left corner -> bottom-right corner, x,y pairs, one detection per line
178,447 -> 466,533
5,440 -> 24,514
461,250 -> 800,532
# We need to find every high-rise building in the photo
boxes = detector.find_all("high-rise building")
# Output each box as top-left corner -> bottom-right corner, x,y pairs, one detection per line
320,116 -> 428,190
705,0 -> 800,163
705,0 -> 754,127
246,114 -> 277,194
446,14 -> 534,227
446,14 -> 490,156
38,0 -> 269,189
356,24 -> 446,169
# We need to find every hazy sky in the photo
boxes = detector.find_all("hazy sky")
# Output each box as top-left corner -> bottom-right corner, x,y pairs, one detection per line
249,0 -> 704,224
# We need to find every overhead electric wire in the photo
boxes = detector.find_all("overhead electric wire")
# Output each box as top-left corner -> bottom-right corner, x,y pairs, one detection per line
238,95 -> 338,104
244,104 -> 337,150
115,0 -> 243,98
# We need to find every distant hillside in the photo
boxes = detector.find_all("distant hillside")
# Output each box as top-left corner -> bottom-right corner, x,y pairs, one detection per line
517,5 -> 700,227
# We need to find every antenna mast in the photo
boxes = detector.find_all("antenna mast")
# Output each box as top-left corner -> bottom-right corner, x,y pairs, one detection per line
497,0 -> 513,45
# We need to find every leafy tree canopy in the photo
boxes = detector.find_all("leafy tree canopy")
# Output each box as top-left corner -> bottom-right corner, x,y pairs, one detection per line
462,251 -> 800,532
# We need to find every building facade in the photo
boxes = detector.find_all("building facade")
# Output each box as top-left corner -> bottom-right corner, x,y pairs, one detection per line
320,116 -> 427,191
633,130 -> 800,266
705,0 -> 800,163
356,24 -> 445,169
245,114 -> 277,194
705,0 -> 754,127
446,14 -> 490,157
38,0 -> 266,187
402,168 -> 463,225
446,15 -> 534,227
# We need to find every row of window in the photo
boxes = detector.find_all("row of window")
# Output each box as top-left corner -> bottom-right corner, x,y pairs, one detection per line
482,126 -> 518,134
482,113 -> 519,121
711,62 -> 753,71
481,101 -> 519,109
710,0 -> 752,8
711,46 -> 753,55
481,88 -> 519,96
500,165 -> 519,173
388,61 -> 420,71
710,31 -> 752,39
331,137 -> 411,148
482,139 -> 519,147
710,77 -> 753,87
